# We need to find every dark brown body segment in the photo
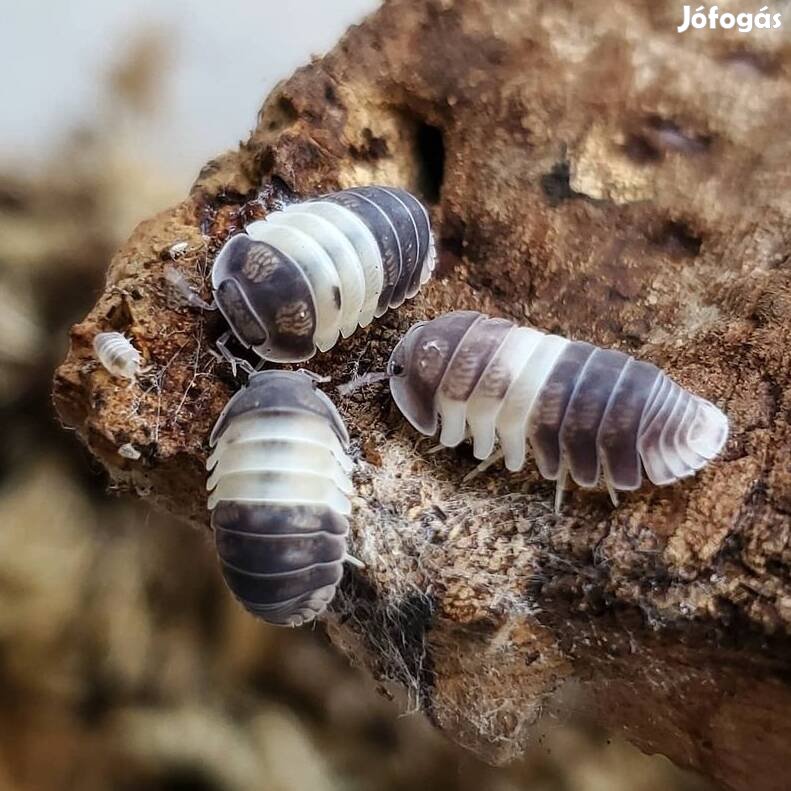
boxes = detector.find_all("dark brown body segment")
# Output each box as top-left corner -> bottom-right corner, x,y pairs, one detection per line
323,189 -> 402,311
528,341 -> 596,479
348,186 -> 418,306
384,187 -> 431,296
219,548 -> 344,606
560,347 -> 630,486
440,317 -> 513,401
209,370 -> 349,446
598,360 -> 663,489
215,526 -> 346,575
211,502 -> 349,537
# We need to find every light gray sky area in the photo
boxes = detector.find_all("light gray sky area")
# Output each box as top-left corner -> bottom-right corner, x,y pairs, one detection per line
0,0 -> 379,189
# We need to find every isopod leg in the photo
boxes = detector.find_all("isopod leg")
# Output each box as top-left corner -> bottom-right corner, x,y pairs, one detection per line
215,331 -> 256,378
344,553 -> 366,569
164,264 -> 217,311
554,462 -> 568,514
599,457 -> 620,507
605,477 -> 619,507
427,430 -> 470,456
462,449 -> 504,483
295,368 -> 332,384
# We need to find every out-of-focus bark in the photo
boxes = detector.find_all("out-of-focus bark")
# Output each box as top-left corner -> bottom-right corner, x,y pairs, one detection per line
53,3 -> 791,789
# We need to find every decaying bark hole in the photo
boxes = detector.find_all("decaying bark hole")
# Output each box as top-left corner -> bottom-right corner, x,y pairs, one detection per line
53,2 -> 791,790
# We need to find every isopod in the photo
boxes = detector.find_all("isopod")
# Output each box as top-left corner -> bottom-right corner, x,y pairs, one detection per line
118,443 -> 141,460
207,370 -> 354,626
211,186 -> 436,363
168,241 -> 189,258
93,332 -> 142,379
387,311 -> 729,509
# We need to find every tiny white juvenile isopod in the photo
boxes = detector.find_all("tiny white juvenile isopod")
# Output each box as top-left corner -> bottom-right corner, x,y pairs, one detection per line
210,186 -> 437,363
387,311 -> 729,510
117,443 -> 142,460
93,332 -> 142,380
207,370 -> 354,626
168,241 -> 190,258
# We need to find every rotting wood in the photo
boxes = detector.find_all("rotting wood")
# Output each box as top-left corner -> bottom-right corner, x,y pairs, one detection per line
53,2 -> 791,789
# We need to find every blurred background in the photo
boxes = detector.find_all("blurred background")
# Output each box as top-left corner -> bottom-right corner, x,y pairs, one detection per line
0,1 -> 715,789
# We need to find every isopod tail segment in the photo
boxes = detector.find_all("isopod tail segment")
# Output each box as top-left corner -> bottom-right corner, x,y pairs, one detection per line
386,311 -> 729,512
206,370 -> 356,627
210,186 -> 437,364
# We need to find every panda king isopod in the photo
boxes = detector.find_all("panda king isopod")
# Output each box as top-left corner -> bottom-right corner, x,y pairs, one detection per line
387,311 -> 729,509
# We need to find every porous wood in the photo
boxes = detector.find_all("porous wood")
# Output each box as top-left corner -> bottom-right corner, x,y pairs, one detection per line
53,2 -> 791,789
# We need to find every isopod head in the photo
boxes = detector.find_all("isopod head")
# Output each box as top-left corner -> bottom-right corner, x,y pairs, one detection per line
208,369 -> 350,448
388,312 -> 481,435
211,235 -> 317,362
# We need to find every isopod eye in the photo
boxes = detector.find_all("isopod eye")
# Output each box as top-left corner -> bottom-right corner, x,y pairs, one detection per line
387,334 -> 409,378
387,326 -> 442,434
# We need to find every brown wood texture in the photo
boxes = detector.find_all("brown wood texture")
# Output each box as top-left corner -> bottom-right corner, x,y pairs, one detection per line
53,2 -> 791,789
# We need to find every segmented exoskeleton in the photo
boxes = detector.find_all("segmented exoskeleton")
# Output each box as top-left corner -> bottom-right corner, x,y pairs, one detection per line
207,370 -> 353,626
211,186 -> 436,363
93,332 -> 142,379
387,311 -> 729,509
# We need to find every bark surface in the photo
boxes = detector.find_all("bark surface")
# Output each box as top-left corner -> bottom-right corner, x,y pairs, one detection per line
53,2 -> 791,789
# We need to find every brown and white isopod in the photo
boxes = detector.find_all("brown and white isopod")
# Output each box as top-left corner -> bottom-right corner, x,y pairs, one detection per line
387,311 -> 729,509
207,370 -> 354,626
211,186 -> 436,363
